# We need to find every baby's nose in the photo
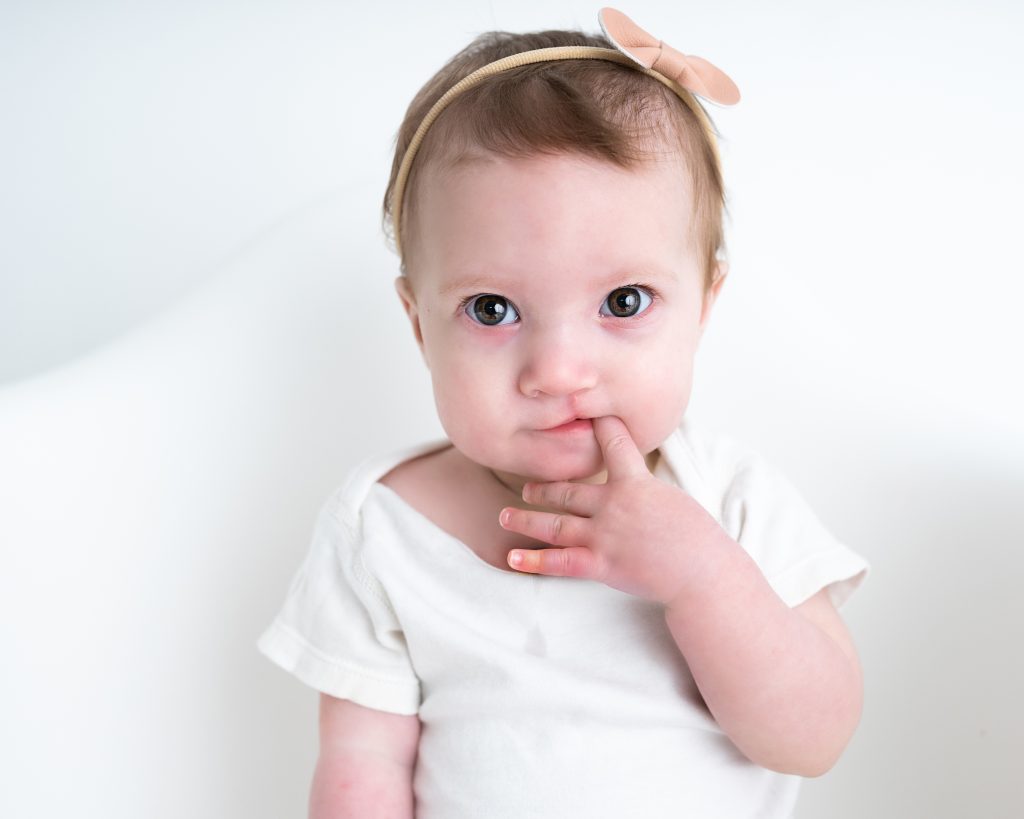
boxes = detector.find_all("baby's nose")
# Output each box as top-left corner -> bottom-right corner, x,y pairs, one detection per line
517,326 -> 599,399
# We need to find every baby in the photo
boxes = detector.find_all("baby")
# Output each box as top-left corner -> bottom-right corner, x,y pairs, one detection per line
258,8 -> 870,818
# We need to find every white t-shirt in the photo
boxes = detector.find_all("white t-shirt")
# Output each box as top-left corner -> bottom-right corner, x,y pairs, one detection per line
257,418 -> 870,818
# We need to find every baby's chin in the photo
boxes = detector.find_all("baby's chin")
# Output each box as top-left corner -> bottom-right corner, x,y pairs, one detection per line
488,450 -> 607,485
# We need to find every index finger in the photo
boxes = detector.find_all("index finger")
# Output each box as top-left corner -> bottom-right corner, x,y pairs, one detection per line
592,416 -> 648,480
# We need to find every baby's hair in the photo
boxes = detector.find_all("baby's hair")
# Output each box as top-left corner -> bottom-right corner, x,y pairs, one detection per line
383,27 -> 729,292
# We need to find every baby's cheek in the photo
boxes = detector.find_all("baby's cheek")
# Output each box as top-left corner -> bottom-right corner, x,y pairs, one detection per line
431,369 -> 499,446
625,369 -> 693,449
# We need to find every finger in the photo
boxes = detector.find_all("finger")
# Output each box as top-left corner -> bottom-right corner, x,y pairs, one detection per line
499,506 -> 587,547
522,480 -> 602,517
592,416 -> 648,480
507,546 -> 605,580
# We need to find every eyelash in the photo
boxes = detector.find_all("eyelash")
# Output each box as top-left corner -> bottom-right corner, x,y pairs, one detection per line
458,283 -> 661,324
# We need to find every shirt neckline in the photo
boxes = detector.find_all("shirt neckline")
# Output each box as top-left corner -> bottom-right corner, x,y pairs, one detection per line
370,480 -> 528,578
361,428 -> 687,578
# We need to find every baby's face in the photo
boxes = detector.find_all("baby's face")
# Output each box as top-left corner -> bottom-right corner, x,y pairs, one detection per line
396,151 -> 726,486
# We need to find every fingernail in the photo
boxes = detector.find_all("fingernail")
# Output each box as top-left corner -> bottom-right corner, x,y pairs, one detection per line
499,509 -> 511,527
509,551 -> 523,567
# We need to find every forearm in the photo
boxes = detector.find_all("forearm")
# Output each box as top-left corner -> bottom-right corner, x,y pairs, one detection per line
309,750 -> 415,818
664,530 -> 862,777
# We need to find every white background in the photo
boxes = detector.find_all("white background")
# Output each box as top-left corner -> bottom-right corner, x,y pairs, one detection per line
1,0 -> 1022,816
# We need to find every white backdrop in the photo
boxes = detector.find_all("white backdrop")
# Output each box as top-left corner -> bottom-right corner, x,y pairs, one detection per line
1,1 -> 1022,816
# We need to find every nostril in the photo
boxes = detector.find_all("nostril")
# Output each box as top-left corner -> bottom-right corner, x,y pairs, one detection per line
518,356 -> 599,399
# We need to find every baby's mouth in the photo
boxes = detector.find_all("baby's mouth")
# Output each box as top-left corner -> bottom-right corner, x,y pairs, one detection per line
539,417 -> 594,434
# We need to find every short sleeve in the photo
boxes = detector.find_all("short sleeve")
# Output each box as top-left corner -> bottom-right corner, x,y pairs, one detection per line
719,453 -> 870,610
256,493 -> 421,715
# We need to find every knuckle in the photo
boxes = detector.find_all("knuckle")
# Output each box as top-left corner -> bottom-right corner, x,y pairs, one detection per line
607,434 -> 630,453
559,483 -> 576,509
538,550 -> 560,575
559,549 -> 574,575
549,514 -> 564,542
545,547 -> 571,576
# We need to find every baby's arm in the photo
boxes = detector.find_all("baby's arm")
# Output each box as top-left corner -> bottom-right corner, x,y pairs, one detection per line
664,557 -> 862,777
310,693 -> 420,818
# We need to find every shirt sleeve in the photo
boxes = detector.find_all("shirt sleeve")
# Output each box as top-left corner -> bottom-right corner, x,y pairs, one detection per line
719,452 -> 870,610
256,492 -> 421,715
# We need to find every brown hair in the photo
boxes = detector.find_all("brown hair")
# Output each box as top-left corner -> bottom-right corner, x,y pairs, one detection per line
382,28 -> 728,291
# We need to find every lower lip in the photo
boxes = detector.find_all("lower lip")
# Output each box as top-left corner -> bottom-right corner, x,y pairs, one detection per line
541,418 -> 593,434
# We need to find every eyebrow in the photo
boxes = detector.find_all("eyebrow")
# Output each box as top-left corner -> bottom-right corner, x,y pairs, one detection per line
437,266 -> 678,297
438,275 -> 509,298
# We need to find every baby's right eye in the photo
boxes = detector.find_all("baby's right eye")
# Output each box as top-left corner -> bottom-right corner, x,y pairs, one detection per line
464,294 -> 520,327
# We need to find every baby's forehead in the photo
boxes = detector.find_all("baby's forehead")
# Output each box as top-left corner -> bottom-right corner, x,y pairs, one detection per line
415,149 -> 696,219
442,146 -> 692,199
405,149 -> 701,285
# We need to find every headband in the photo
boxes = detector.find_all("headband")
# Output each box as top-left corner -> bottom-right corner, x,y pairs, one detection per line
391,6 -> 740,257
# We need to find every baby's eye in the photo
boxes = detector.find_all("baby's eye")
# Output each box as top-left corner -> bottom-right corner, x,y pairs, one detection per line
465,294 -> 520,326
600,286 -> 654,318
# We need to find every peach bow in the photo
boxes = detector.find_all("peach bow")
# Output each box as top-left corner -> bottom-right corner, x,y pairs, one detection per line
599,7 -> 740,105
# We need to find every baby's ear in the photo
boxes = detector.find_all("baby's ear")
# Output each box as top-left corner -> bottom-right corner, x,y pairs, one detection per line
698,260 -> 729,338
394,275 -> 428,365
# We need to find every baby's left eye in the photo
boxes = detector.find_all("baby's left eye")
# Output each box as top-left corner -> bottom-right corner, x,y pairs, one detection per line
600,286 -> 654,318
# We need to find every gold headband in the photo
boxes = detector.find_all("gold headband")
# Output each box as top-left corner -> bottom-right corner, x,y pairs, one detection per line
391,7 -> 740,257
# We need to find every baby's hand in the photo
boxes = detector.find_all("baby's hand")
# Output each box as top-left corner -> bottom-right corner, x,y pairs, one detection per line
499,416 -> 729,606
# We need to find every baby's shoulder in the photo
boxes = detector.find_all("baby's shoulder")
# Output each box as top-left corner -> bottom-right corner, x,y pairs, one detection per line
326,437 -> 452,527
675,417 -> 750,474
662,418 -> 752,501
375,443 -> 524,572
378,443 -> 457,509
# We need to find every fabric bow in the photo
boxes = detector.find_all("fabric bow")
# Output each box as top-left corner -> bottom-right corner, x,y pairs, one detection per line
599,7 -> 740,105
